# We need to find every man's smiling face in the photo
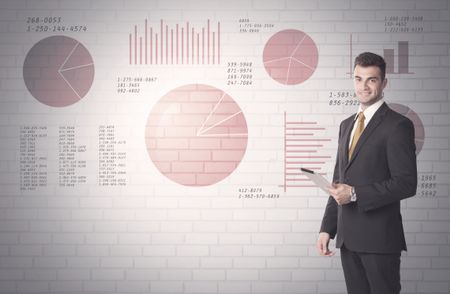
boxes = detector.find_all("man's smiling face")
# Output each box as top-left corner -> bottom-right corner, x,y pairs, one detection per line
353,65 -> 388,110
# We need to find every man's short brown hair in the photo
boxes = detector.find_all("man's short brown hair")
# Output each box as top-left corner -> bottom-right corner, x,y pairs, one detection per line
354,52 -> 387,80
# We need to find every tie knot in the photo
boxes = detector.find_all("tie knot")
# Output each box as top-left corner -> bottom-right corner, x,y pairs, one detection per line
358,112 -> 365,121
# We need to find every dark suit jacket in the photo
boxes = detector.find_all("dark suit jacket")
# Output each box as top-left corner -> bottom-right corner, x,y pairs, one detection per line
320,102 -> 417,253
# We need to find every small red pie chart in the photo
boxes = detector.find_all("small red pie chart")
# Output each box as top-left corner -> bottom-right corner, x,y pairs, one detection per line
389,103 -> 425,155
23,35 -> 94,107
263,29 -> 319,85
145,84 -> 248,186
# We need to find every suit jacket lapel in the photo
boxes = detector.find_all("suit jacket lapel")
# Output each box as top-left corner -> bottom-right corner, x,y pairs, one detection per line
345,103 -> 389,170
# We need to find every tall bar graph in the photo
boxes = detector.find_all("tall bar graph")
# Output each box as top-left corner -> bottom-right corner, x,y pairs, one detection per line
348,34 -> 412,76
129,19 -> 221,65
384,48 -> 395,74
383,41 -> 410,74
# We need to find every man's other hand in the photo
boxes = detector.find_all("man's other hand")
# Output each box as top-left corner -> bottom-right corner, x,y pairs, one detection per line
316,232 -> 335,256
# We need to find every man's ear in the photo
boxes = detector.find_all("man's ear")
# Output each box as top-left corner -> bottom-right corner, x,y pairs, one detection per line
382,78 -> 388,90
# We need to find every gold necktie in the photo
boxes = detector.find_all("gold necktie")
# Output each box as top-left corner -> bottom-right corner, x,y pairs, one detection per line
348,112 -> 365,159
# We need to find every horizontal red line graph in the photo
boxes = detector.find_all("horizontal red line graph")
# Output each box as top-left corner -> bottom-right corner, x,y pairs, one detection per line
286,167 -> 321,170
129,19 -> 220,65
286,156 -> 331,159
279,185 -> 317,188
286,171 -> 327,174
286,173 -> 327,177
286,127 -> 325,130
286,150 -> 318,153
287,144 -> 324,147
286,121 -> 317,125
286,161 -> 326,165
286,139 -> 331,142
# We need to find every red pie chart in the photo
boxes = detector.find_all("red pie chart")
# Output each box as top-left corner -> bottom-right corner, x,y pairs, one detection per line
145,84 -> 248,186
23,35 -> 94,107
389,103 -> 425,155
263,29 -> 319,85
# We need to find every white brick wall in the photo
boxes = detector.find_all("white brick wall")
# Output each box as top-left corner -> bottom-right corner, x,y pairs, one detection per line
0,0 -> 449,293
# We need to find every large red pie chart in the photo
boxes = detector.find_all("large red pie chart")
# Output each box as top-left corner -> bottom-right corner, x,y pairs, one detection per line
23,35 -> 94,107
389,103 -> 425,155
145,84 -> 248,186
263,29 -> 319,85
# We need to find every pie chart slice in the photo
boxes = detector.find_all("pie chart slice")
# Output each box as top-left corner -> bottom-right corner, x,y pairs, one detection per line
23,35 -> 94,107
263,29 -> 318,85
197,93 -> 247,136
389,103 -> 425,155
145,84 -> 248,186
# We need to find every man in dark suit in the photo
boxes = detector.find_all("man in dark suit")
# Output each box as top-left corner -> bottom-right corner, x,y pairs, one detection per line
316,52 -> 417,294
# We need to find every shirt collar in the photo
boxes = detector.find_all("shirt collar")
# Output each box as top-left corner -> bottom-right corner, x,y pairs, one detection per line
354,99 -> 385,123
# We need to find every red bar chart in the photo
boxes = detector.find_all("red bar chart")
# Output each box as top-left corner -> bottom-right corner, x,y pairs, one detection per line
281,112 -> 332,192
348,35 -> 413,77
128,19 -> 221,65
384,41 -> 411,74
